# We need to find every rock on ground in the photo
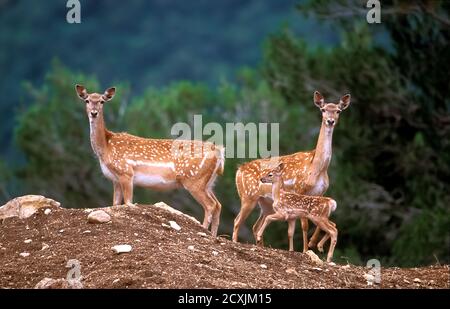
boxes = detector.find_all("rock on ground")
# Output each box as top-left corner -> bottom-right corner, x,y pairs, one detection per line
112,244 -> 132,254
0,195 -> 61,220
305,250 -> 324,265
87,210 -> 111,224
153,202 -> 200,225
34,278 -> 83,289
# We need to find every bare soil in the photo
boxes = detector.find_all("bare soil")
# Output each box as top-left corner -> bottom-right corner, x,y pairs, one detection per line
0,204 -> 448,289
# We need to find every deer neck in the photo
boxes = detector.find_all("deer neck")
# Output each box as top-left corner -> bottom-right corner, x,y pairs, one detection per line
310,123 -> 334,176
271,176 -> 284,205
89,114 -> 108,159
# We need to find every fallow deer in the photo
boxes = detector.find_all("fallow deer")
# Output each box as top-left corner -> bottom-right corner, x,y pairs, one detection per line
233,91 -> 350,252
75,85 -> 225,236
258,163 -> 338,262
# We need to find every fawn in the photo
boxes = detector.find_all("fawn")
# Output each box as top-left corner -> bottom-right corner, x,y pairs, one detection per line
257,163 -> 338,262
76,85 -> 225,236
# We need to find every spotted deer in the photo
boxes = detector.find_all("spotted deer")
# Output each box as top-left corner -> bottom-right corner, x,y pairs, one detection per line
233,91 -> 350,252
75,85 -> 225,236
257,163 -> 338,262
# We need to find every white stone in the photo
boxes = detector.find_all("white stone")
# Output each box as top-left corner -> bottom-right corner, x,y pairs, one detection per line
34,278 -> 83,289
111,245 -> 132,254
305,250 -> 324,265
44,209 -> 51,215
20,252 -> 30,257
24,239 -> 32,244
169,221 -> 181,231
41,243 -> 49,251
212,251 -> 219,256
260,264 -> 268,269
197,232 -> 208,237
153,202 -> 200,225
0,195 -> 61,220
188,245 -> 195,251
87,210 -> 111,224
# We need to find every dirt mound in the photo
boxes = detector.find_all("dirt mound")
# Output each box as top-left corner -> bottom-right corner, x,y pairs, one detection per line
0,204 -> 448,289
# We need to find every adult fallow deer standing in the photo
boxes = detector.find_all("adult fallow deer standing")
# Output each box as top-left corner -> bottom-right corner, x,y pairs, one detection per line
76,85 -> 225,236
233,91 -> 350,252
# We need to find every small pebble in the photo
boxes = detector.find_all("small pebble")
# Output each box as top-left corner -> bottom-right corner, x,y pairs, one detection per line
169,221 -> 181,231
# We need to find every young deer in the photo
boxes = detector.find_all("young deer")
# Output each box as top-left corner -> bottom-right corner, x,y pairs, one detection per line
75,85 -> 225,236
258,164 -> 338,262
233,91 -> 350,252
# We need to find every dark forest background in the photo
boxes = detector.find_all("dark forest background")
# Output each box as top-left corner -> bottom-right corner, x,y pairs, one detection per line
0,0 -> 449,267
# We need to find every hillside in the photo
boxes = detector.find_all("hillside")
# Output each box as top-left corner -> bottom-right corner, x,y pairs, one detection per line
0,202 -> 448,289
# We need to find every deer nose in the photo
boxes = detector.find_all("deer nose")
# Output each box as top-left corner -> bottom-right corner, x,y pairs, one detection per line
326,119 -> 335,126
90,111 -> 98,118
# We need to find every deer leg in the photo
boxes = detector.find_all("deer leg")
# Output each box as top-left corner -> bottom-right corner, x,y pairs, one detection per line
308,226 -> 322,249
317,221 -> 336,251
287,219 -> 296,252
313,218 -> 338,263
317,233 -> 330,253
118,175 -> 134,206
300,217 -> 310,253
232,197 -> 258,242
186,187 -> 216,232
256,212 -> 284,243
208,190 -> 222,237
112,181 -> 123,206
253,211 -> 266,247
252,198 -> 274,246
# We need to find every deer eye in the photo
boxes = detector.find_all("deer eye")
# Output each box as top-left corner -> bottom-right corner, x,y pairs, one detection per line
268,173 -> 273,177
85,99 -> 89,103
100,100 -> 105,104
336,110 -> 341,114
320,108 -> 325,113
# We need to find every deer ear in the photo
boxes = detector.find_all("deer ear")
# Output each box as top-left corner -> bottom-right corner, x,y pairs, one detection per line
276,163 -> 284,172
75,84 -> 88,100
102,87 -> 116,102
338,94 -> 351,110
314,91 -> 325,108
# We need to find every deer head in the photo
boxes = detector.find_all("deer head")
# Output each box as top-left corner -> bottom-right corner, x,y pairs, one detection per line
260,163 -> 284,184
314,91 -> 351,128
75,85 -> 116,120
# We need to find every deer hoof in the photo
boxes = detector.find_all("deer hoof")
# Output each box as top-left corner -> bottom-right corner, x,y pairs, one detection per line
308,241 -> 317,249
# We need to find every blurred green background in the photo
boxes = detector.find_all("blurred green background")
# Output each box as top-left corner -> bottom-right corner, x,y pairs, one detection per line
0,0 -> 449,267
